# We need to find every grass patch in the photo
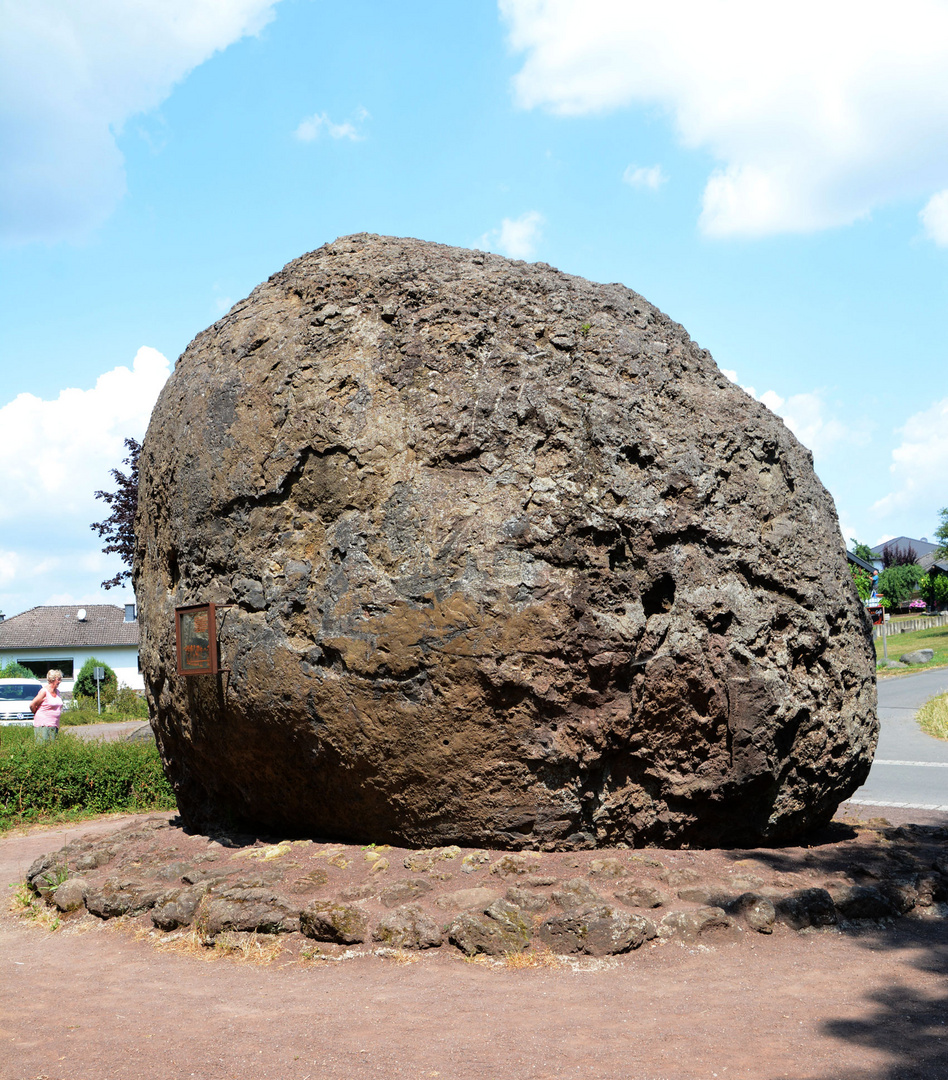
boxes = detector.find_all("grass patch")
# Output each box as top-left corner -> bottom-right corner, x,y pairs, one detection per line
0,724 -> 175,831
9,881 -> 62,930
918,692 -> 948,741
875,623 -> 948,671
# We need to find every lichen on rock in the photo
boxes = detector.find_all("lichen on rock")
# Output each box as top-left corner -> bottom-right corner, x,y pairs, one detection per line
135,233 -> 877,850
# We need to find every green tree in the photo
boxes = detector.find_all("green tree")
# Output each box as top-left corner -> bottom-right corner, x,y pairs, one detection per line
0,662 -> 36,679
935,507 -> 948,560
849,539 -> 875,564
919,573 -> 948,610
878,564 -> 926,608
74,657 -> 117,700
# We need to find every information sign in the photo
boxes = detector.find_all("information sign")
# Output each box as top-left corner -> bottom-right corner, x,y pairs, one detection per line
175,603 -> 220,676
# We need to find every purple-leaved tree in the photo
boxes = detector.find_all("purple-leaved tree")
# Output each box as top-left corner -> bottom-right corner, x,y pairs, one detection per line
90,437 -> 141,589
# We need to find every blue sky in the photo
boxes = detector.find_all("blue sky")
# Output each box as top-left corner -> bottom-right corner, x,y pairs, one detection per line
2,0 -> 947,618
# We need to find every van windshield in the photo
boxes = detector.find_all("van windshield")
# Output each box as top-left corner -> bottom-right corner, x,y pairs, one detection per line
0,684 -> 42,701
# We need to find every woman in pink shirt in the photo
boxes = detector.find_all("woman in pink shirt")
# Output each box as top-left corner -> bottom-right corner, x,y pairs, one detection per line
31,669 -> 65,742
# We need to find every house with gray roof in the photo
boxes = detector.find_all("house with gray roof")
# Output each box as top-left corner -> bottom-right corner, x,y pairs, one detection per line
870,536 -> 948,576
0,604 -> 142,691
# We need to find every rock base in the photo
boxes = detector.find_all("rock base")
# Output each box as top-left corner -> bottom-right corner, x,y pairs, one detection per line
24,814 -> 948,962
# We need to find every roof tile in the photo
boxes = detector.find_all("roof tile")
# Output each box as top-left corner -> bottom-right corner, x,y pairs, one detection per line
0,606 -> 139,649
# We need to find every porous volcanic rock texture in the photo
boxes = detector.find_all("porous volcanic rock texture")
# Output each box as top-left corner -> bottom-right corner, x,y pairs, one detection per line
135,233 -> 877,849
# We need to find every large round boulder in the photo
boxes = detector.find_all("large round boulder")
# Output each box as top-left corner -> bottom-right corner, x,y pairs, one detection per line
135,234 -> 877,849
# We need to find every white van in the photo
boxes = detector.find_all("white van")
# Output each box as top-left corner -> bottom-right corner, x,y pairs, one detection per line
0,678 -> 43,725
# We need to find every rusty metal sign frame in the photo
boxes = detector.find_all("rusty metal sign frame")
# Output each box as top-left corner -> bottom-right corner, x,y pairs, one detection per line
175,602 -> 221,676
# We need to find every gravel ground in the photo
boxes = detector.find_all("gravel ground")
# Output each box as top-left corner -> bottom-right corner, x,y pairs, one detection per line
3,806 -> 948,1080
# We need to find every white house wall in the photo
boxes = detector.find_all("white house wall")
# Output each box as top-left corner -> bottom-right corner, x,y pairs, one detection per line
0,645 -> 143,692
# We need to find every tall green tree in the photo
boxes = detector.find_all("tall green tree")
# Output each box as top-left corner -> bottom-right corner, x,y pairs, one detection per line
935,507 -> 948,560
849,539 -> 875,563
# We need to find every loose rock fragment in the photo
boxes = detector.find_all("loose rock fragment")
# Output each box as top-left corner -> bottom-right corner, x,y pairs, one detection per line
728,892 -> 776,934
50,879 -> 88,913
614,885 -> 666,909
372,905 -> 442,950
773,888 -> 838,930
447,911 -> 531,956
658,907 -> 734,941
379,878 -> 433,908
300,901 -> 369,944
538,904 -> 653,955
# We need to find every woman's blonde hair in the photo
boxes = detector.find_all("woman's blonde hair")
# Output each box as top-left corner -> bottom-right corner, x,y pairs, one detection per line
47,669 -> 64,683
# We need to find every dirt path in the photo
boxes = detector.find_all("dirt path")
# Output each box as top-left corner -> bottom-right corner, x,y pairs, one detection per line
3,811 -> 948,1080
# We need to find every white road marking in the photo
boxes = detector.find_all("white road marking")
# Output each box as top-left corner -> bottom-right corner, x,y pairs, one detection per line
847,798 -> 948,811
873,759 -> 948,768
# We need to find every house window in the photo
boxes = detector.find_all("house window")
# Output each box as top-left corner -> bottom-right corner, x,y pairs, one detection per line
18,659 -> 75,679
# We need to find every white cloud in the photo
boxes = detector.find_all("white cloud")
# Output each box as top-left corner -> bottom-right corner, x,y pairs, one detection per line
722,370 -> 859,460
872,397 -> 948,518
0,347 -> 170,522
500,0 -> 948,238
0,0 -> 279,244
293,108 -> 368,142
478,210 -> 545,259
623,164 -> 666,190
0,348 -> 171,615
0,550 -> 22,588
920,189 -> 948,245
760,390 -> 859,460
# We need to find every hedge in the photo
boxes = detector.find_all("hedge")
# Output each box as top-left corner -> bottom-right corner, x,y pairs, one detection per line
0,726 -> 175,829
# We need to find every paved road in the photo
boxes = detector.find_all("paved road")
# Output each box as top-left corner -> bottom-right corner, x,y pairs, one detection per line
850,667 -> 948,811
62,719 -> 152,742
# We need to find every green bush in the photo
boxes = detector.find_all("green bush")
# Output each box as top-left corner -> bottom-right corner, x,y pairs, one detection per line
73,657 -> 117,700
0,726 -> 175,830
0,662 -> 36,679
111,684 -> 149,718
850,564 -> 872,601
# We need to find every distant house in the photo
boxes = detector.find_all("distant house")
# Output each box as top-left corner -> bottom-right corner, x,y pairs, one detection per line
846,550 -> 876,574
0,604 -> 142,692
870,536 -> 948,577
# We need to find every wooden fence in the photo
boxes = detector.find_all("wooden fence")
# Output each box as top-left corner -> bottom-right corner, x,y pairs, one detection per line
873,612 -> 948,640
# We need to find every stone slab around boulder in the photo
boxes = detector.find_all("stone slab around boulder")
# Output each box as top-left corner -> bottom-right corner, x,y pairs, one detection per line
20,814 -> 948,967
135,233 -> 878,849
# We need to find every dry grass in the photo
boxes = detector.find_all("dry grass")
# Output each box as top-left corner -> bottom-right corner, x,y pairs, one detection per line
460,948 -> 565,971
377,946 -> 421,964
213,930 -> 284,964
918,692 -> 948,740
503,947 -> 564,971
9,883 -> 61,931
136,924 -> 284,964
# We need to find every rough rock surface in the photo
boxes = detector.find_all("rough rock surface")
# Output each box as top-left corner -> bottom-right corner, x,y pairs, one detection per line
20,814 -> 948,962
135,233 -> 877,848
